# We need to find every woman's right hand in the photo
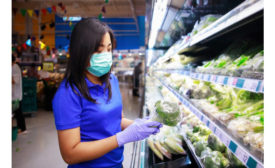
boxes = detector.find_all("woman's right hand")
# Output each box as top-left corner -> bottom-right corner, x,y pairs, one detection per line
116,118 -> 162,147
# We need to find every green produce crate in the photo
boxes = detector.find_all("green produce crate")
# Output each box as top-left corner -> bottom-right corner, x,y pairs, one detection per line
22,77 -> 37,113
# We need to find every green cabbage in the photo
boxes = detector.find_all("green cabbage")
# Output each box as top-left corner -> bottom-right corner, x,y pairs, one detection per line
154,100 -> 180,126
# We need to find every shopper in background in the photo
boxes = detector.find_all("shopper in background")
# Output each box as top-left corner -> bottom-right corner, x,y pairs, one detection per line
12,54 -> 27,134
27,63 -> 39,78
52,18 -> 162,168
133,62 -> 142,97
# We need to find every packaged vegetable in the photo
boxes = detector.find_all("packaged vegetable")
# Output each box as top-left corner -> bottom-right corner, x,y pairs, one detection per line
207,134 -> 226,153
152,100 -> 181,126
147,138 -> 163,160
154,140 -> 172,159
201,149 -> 230,168
194,140 -> 208,157
164,136 -> 186,155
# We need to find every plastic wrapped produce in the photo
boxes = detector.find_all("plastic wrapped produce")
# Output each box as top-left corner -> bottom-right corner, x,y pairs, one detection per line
191,14 -> 221,36
201,149 -> 230,168
164,136 -> 186,155
154,140 -> 172,159
207,134 -> 226,153
147,138 -> 164,160
152,100 -> 181,126
227,118 -> 262,137
194,140 -> 208,157
243,132 -> 264,151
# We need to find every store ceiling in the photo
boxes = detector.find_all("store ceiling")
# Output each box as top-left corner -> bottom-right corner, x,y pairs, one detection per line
12,0 -> 145,17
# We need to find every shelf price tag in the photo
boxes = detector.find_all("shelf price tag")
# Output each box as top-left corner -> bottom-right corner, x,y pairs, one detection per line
223,77 -> 229,85
217,76 -> 225,85
228,77 -> 236,86
199,73 -> 203,80
211,75 -> 217,82
235,147 -> 249,165
203,74 -> 208,81
209,122 -> 216,132
243,79 -> 259,92
214,128 -> 223,141
236,78 -> 245,88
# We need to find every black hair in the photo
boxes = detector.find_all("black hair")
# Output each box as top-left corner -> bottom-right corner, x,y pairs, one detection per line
64,18 -> 116,103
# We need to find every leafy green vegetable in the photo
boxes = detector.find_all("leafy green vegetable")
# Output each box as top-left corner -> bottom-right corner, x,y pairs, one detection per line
154,100 -> 180,126
194,140 -> 208,157
207,134 -> 226,153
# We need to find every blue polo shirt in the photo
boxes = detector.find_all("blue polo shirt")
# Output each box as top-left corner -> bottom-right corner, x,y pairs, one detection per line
52,73 -> 124,168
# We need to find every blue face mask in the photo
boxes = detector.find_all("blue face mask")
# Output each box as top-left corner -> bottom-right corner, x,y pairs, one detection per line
87,52 -> 113,77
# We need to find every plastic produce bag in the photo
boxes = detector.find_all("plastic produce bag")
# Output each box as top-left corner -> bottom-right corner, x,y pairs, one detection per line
191,14 -> 221,36
164,136 -> 186,155
207,134 -> 226,153
151,100 -> 181,126
194,140 -> 208,156
201,149 -> 230,168
147,138 -> 164,160
154,139 -> 172,159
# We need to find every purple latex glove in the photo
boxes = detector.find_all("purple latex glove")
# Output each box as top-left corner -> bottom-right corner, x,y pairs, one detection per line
116,118 -> 162,147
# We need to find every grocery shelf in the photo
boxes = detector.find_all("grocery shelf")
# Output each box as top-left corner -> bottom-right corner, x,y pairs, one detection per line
154,69 -> 264,93
156,77 -> 264,168
177,0 -> 263,55
181,133 -> 204,168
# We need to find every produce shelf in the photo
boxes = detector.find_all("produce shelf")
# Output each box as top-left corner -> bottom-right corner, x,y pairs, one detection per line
154,69 -> 264,93
181,132 -> 204,168
156,77 -> 264,168
178,0 -> 263,54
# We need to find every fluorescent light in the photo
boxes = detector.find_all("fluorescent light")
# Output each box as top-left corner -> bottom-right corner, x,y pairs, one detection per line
148,0 -> 169,49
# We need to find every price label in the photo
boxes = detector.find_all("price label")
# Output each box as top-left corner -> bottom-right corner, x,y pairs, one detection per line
207,74 -> 211,81
235,147 -> 249,165
202,117 -> 208,125
203,74 -> 208,81
247,157 -> 258,168
214,128 -> 223,141
227,77 -> 235,86
211,75 -> 217,82
243,79 -> 259,92
217,76 -> 225,85
209,123 -> 216,132
236,78 -> 245,88
232,78 -> 238,86
223,77 -> 229,85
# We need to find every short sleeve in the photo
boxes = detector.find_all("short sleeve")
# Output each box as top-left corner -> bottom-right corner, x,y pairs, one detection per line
52,82 -> 82,130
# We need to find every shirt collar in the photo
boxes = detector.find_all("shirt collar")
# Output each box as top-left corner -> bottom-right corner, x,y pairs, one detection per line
85,77 -> 106,89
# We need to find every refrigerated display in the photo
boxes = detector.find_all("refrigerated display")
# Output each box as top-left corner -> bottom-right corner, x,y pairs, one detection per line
141,0 -> 264,167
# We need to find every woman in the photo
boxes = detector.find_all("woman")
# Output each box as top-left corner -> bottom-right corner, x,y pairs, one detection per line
52,18 -> 162,168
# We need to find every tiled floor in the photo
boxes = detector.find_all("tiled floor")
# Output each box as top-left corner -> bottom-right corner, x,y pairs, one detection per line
12,82 -> 143,168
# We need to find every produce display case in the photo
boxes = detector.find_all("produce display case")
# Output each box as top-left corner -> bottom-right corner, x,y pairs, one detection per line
140,0 -> 264,168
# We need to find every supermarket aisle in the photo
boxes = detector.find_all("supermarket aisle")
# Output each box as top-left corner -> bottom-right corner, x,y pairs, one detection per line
12,82 -> 143,168
119,82 -> 143,168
